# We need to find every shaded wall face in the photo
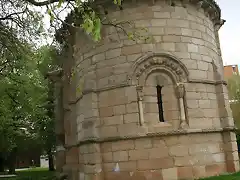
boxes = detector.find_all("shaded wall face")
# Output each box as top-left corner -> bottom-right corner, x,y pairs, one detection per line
62,1 -> 239,179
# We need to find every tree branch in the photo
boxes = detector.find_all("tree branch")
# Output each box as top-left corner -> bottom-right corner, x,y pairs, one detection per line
0,7 -> 28,21
24,0 -> 73,6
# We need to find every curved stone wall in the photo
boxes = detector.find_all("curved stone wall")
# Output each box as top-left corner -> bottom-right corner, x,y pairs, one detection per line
61,1 -> 239,180
72,0 -> 231,141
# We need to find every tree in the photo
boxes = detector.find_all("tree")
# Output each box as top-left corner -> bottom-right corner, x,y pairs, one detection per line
33,45 -> 61,171
227,74 -> 240,146
227,75 -> 240,128
0,37 -> 49,173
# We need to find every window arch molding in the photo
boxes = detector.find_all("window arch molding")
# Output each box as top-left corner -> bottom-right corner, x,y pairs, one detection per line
128,52 -> 189,86
140,67 -> 177,87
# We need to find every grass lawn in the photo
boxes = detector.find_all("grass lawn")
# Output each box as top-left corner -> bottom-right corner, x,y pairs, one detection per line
199,172 -> 240,180
0,168 -> 55,180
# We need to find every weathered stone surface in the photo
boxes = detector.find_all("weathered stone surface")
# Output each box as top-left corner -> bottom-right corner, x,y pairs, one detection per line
60,1 -> 239,179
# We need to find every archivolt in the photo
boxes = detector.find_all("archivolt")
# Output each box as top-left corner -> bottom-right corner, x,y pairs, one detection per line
128,52 -> 189,86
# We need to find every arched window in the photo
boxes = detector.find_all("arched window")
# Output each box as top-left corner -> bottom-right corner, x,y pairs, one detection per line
130,53 -> 189,129
156,85 -> 164,122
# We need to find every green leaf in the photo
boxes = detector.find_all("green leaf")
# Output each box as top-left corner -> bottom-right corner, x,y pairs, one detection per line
47,9 -> 51,15
57,0 -> 64,8
117,0 -> 122,5
127,32 -> 134,40
50,14 -> 54,24
93,18 -> 101,41
75,0 -> 81,7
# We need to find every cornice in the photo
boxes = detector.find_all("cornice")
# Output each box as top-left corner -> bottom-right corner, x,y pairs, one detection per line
64,126 -> 237,149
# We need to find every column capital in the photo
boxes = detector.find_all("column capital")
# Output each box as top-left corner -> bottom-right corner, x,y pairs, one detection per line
136,85 -> 144,100
176,83 -> 185,99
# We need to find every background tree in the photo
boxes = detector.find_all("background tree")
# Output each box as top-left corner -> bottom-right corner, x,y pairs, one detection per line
0,41 -> 49,173
227,75 -> 240,128
0,0 -> 144,174
227,74 -> 240,145
34,45 -> 60,171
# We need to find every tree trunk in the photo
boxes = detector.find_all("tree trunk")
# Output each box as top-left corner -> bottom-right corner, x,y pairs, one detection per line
0,156 -> 4,172
8,164 -> 15,174
7,149 -> 16,174
48,150 -> 55,171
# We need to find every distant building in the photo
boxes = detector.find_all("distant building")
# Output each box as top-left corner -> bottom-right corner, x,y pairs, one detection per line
224,65 -> 239,79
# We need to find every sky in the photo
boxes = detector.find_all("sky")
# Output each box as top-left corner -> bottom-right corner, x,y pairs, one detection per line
217,0 -> 240,66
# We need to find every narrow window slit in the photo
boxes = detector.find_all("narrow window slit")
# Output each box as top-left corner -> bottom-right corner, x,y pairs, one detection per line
156,85 -> 164,122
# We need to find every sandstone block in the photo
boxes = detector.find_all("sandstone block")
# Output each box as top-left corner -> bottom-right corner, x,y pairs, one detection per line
175,156 -> 198,166
103,115 -> 124,126
175,43 -> 188,52
188,43 -> 199,53
223,132 -> 237,143
101,142 -> 112,152
126,102 -> 139,113
113,105 -> 126,115
134,20 -> 151,27
102,152 -> 113,162
162,168 -> 177,180
99,107 -> 114,117
197,61 -> 209,71
149,148 -> 169,159
198,100 -> 211,109
165,136 -> 179,146
226,160 -> 240,173
181,28 -> 192,36
224,142 -> 238,152
205,164 -> 225,177
87,144 -> 101,153
117,123 -> 141,136
124,113 -> 139,123
100,126 -> 118,138
167,19 -> 189,28
135,138 -> 153,149
177,167 -> 193,179
192,166 -> 206,179
152,138 -> 166,148
187,100 -> 199,109
112,140 -> 135,151
141,44 -> 155,53
149,27 -> 165,35
165,27 -> 182,35
118,161 -> 137,171
113,151 -> 128,162
137,158 -> 174,170
156,42 -> 175,51
153,12 -> 171,18
126,53 -> 142,62
83,153 -> 102,164
92,53 -> 105,64
169,145 -> 189,157
122,45 -> 142,55
113,63 -> 130,75
103,163 -> 115,172
151,19 -> 167,27
128,149 -> 149,160
162,35 -> 181,42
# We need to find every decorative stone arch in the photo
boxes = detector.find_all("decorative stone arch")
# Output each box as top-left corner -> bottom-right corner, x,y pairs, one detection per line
129,52 -> 189,86
129,52 -> 189,129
